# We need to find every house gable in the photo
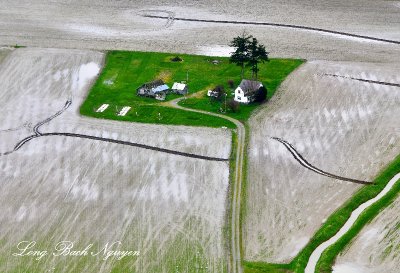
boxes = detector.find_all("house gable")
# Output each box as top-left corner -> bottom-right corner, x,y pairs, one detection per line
234,79 -> 263,103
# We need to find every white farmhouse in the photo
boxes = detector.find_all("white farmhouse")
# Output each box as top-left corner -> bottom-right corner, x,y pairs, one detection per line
234,79 -> 263,104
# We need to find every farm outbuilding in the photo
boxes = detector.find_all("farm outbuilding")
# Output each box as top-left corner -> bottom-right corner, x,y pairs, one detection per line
171,82 -> 188,95
137,79 -> 169,100
207,89 -> 219,98
234,79 -> 264,104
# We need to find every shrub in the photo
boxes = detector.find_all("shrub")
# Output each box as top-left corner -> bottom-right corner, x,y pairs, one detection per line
227,99 -> 240,112
213,85 -> 226,102
227,79 -> 235,89
170,56 -> 183,62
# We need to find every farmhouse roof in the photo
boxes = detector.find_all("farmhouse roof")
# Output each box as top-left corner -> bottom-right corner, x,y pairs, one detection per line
141,79 -> 164,89
238,79 -> 263,95
172,82 -> 187,90
152,84 -> 170,93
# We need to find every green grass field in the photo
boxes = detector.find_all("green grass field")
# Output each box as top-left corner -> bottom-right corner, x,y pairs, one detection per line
178,59 -> 304,122
80,51 -> 304,126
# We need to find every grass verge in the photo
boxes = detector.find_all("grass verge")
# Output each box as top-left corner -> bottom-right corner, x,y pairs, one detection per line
225,130 -> 239,271
243,261 -> 293,273
242,154 -> 400,273
316,154 -> 400,272
240,124 -> 250,257
81,104 -> 236,128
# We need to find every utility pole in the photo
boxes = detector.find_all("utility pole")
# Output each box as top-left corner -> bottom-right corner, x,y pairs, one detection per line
225,93 -> 227,113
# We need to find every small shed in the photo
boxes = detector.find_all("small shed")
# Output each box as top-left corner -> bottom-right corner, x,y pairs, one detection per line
171,82 -> 188,95
207,90 -> 219,98
234,79 -> 263,104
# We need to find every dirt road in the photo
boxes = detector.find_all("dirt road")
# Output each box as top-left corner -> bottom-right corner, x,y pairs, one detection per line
165,97 -> 246,273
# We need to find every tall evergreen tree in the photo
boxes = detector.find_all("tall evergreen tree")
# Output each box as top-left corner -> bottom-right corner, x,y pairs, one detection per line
230,33 -> 269,80
247,38 -> 269,80
229,32 -> 252,79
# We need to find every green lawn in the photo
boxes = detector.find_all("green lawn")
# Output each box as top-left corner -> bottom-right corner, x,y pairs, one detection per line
178,59 -> 304,122
80,50 -> 303,127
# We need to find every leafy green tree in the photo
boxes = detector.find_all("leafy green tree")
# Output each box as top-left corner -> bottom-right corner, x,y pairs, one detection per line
227,99 -> 240,112
209,85 -> 226,104
214,85 -> 226,102
227,79 -> 235,89
229,32 -> 252,79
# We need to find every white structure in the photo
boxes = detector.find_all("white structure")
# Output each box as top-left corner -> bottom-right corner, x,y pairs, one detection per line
171,82 -> 188,95
207,90 -> 219,98
117,106 -> 131,116
234,79 -> 263,104
96,104 -> 109,112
